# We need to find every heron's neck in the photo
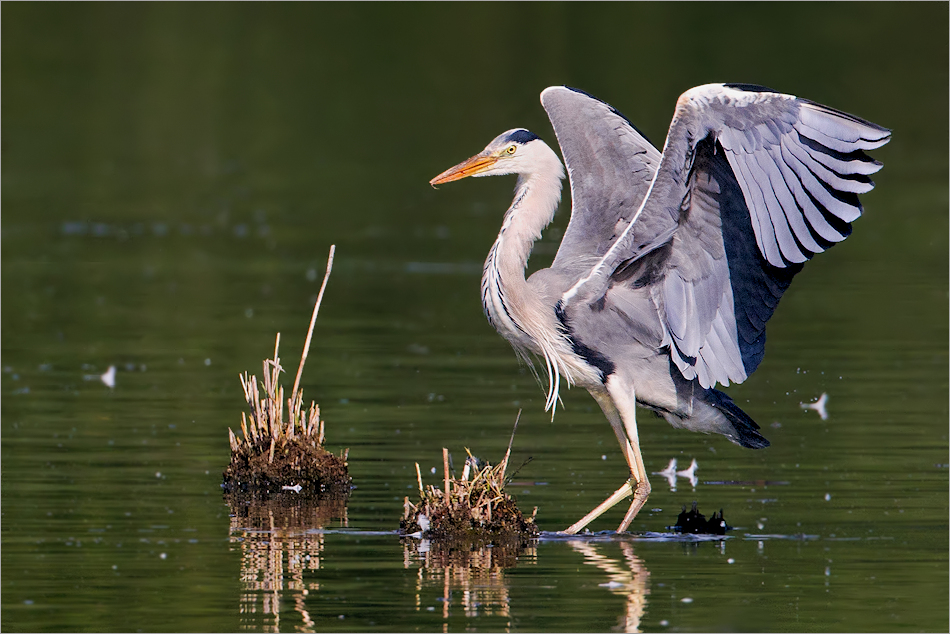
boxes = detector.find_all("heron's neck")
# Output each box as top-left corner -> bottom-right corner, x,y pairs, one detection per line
482,169 -> 563,344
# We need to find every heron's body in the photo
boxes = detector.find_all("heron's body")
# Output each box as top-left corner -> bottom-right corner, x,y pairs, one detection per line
431,84 -> 889,533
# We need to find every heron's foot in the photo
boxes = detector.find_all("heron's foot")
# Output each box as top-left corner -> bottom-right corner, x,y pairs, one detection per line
561,479 -> 635,535
616,478 -> 652,533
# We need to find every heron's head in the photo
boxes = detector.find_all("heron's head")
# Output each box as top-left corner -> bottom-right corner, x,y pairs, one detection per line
430,128 -> 564,186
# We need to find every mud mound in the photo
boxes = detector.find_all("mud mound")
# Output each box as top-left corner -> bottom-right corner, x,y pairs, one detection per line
223,437 -> 350,500
401,447 -> 539,542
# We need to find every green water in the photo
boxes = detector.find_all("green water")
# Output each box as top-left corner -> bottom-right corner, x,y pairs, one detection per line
3,3 -> 947,632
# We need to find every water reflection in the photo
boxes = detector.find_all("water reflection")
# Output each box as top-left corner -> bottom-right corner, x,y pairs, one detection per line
403,538 -> 536,627
652,458 -> 699,491
570,540 -> 651,633
226,495 -> 348,632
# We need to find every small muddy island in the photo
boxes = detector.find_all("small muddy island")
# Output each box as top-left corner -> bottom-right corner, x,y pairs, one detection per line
222,246 -> 350,501
401,442 -> 539,543
221,387 -> 350,500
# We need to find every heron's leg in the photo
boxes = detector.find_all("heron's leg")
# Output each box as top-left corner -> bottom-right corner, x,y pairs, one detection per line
562,480 -> 634,534
606,377 -> 652,533
561,389 -> 639,535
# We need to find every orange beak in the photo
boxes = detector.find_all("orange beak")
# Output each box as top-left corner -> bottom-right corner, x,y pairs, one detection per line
429,153 -> 499,187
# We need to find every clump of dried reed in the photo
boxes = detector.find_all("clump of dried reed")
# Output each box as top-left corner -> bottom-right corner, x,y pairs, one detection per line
222,246 -> 350,499
401,416 -> 539,541
229,333 -> 329,460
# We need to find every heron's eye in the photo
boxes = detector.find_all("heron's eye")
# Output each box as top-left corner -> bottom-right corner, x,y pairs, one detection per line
505,145 -> 517,155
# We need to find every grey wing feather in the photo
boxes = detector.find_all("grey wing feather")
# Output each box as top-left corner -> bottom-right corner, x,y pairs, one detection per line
540,86 -> 665,281
718,95 -> 889,267
567,84 -> 890,389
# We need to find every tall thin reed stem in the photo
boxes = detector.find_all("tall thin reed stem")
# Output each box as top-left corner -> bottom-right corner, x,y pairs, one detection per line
292,245 -> 335,400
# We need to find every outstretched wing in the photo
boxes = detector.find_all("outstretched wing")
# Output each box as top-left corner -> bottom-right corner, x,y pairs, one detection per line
569,83 -> 890,389
540,86 -> 665,281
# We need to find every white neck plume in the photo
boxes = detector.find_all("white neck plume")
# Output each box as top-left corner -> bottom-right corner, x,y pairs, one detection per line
480,143 -> 570,412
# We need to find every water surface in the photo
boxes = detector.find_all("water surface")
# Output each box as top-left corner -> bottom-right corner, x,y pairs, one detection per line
3,3 -> 947,632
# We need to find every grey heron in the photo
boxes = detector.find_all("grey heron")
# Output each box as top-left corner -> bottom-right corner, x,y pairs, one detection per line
430,84 -> 890,534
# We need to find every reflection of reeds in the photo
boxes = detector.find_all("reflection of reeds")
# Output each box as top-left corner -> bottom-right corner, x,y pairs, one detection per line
223,246 -> 350,498
227,495 -> 348,533
402,535 -> 534,570
402,415 -> 539,540
403,538 -> 537,621
228,497 -> 347,632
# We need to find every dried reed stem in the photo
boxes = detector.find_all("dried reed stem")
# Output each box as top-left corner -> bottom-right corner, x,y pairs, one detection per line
292,245 -> 335,400
229,246 -> 337,456
499,409 -> 521,488
443,448 -> 451,503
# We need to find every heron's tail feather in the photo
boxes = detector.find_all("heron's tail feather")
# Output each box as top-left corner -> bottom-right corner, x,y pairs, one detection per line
705,389 -> 770,449
656,387 -> 770,449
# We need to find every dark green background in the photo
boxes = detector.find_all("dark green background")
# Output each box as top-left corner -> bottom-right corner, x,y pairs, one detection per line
3,3 -> 947,632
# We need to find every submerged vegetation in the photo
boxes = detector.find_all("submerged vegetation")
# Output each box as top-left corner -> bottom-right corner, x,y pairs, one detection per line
222,246 -> 350,500
401,419 -> 539,541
